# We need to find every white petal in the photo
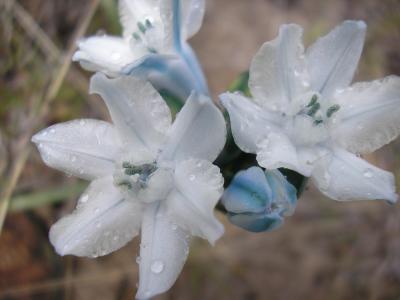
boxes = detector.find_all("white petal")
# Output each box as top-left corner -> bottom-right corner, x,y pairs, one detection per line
32,119 -> 121,180
312,148 -> 398,203
73,36 -> 135,76
306,20 -> 366,98
220,92 -> 282,153
180,0 -> 206,39
118,0 -> 161,38
256,132 -> 323,176
137,202 -> 190,299
331,76 -> 400,153
249,24 -> 308,111
166,159 -> 224,244
159,92 -> 226,163
90,73 -> 172,156
49,177 -> 143,257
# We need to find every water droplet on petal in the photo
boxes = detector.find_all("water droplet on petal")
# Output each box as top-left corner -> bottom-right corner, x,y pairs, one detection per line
94,207 -> 100,214
171,223 -> 178,231
79,120 -> 85,126
150,260 -> 164,274
189,174 -> 196,181
50,128 -> 56,134
136,256 -> 141,264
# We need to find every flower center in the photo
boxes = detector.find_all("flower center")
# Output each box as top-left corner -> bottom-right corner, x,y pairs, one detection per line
288,93 -> 340,146
129,18 -> 162,54
113,160 -> 173,203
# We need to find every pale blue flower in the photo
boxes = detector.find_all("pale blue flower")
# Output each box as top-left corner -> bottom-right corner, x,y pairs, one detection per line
32,73 -> 226,299
222,167 -> 297,232
73,0 -> 208,99
221,21 -> 400,203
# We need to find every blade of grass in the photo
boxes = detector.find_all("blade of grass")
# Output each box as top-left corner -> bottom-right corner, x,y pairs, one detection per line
9,182 -> 87,213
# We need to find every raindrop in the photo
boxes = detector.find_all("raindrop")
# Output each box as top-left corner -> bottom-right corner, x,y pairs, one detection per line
150,260 -> 164,274
363,169 -> 374,178
113,235 -> 119,241
171,223 -> 178,231
79,120 -> 86,126
189,174 -> 196,181
196,162 -> 202,168
50,128 -> 56,134
94,207 -> 100,214
136,256 -> 142,264
71,155 -> 77,162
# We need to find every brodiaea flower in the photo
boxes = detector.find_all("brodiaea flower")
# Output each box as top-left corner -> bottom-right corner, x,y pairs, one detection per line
221,21 -> 400,203
32,73 -> 226,298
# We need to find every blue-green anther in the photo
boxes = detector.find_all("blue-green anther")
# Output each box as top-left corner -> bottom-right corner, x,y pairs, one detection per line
132,32 -> 141,41
307,94 -> 318,107
137,22 -> 147,34
326,104 -> 340,118
147,47 -> 158,54
307,102 -> 320,117
145,19 -> 153,28
313,119 -> 323,125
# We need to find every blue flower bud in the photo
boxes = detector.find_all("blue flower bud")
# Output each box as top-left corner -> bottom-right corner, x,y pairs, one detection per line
222,167 -> 297,232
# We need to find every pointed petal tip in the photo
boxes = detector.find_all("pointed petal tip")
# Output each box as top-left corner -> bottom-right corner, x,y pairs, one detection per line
344,20 -> 367,30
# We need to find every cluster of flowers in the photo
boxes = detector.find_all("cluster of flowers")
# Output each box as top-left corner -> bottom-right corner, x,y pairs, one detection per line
32,0 -> 400,298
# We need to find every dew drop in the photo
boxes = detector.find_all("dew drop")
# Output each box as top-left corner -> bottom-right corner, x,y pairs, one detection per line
113,235 -> 119,241
50,128 -> 56,134
171,223 -> 178,231
71,155 -> 77,162
189,174 -> 196,181
150,260 -> 164,274
136,256 -> 141,264
79,120 -> 85,126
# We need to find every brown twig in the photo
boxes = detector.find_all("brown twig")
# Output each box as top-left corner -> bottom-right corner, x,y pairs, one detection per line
0,0 -> 100,233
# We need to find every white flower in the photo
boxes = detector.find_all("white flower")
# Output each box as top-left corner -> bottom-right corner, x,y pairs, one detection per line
220,21 -> 400,203
73,0 -> 208,99
32,73 -> 226,299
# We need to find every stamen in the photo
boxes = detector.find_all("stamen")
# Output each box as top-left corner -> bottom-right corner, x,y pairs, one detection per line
307,94 -> 318,107
326,104 -> 340,118
145,19 -> 153,28
313,119 -> 323,125
147,47 -> 157,54
132,32 -> 141,41
307,102 -> 320,117
137,22 -> 147,34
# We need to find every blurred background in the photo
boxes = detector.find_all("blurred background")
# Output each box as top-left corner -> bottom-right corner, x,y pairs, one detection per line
1,0 -> 400,299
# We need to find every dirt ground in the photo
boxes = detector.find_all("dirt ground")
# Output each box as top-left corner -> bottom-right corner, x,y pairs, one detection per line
1,0 -> 400,299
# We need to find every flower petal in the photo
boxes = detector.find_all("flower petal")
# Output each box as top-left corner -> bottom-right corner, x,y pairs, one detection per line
222,167 -> 272,214
32,119 -> 121,180
180,0 -> 206,40
220,92 -> 281,153
249,24 -> 308,111
165,159 -> 224,244
90,73 -> 172,156
312,148 -> 398,203
331,76 -> 400,153
256,132 -> 316,176
159,92 -> 226,163
137,202 -> 190,299
73,36 -> 135,76
306,20 -> 366,98
122,53 -> 204,101
227,212 -> 283,233
49,177 -> 142,257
